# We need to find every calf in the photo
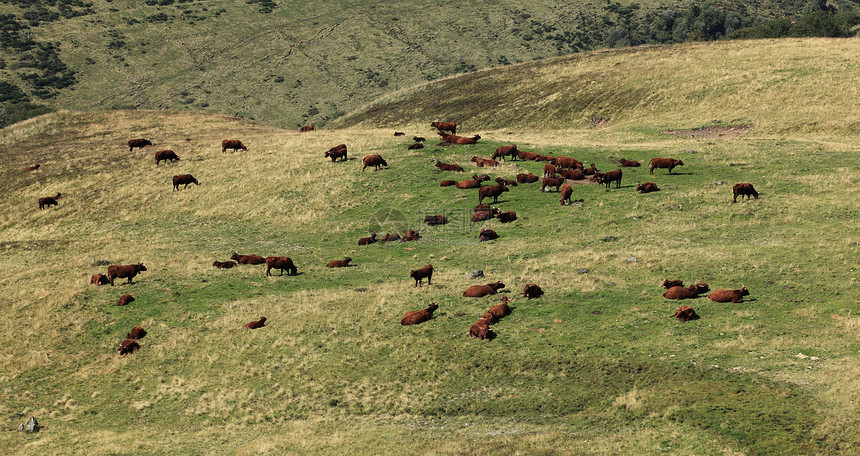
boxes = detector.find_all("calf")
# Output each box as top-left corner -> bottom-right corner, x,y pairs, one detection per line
495,177 -> 518,187
597,169 -> 622,189
478,228 -> 499,242
394,131 -> 405,137
222,139 -> 247,153
90,273 -> 110,285
649,158 -> 684,175
496,211 -> 517,223
469,319 -> 494,340
636,182 -> 660,193
478,184 -> 509,204
300,125 -> 315,132
401,302 -> 439,325
230,253 -> 266,265
172,174 -> 199,191
324,144 -> 348,162
265,256 -> 297,276
326,257 -> 352,268
440,180 -> 457,186
662,279 -> 683,289
155,149 -> 179,165
24,164 -> 40,171
619,158 -> 641,167
671,305 -> 699,322
516,173 -> 539,184
118,339 -> 140,355
116,294 -> 135,306
708,286 -> 750,303
128,139 -> 152,151
541,177 -> 565,192
126,326 -> 146,340
471,156 -> 498,167
362,154 -> 388,172
38,193 -> 62,210
492,145 -> 519,161
244,316 -> 267,329
555,156 -> 582,170
523,283 -> 543,299
463,281 -> 505,297
381,233 -> 401,242
410,264 -> 434,287
358,233 -> 377,245
472,207 -> 499,222
543,163 -> 556,177
733,183 -> 759,203
435,161 -> 464,172
213,260 -> 237,269
107,263 -> 147,286
560,184 -> 573,206
430,121 -> 456,134
517,150 -> 540,161
408,142 -> 424,150
663,283 -> 710,300
402,230 -> 421,241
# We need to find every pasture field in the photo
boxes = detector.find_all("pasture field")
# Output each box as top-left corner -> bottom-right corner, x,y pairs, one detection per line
1,105 -> 859,455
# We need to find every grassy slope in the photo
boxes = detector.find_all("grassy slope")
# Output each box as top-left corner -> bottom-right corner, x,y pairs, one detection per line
0,0 -> 819,129
1,40 -> 860,454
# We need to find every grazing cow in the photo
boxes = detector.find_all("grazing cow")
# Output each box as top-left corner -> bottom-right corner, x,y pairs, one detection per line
265,256 -> 298,276
555,156 -> 582,170
213,260 -> 237,269
38,193 -> 62,210
557,168 -> 585,180
478,185 -> 509,204
362,154 -> 388,172
358,233 -> 377,246
410,264 -> 434,287
128,139 -> 152,151
381,233 -> 401,242
662,279 -> 684,289
172,174 -> 199,191
435,161 -> 463,172
495,177 -> 518,187
221,139 -> 247,153
126,326 -> 146,340
523,283 -> 544,299
663,283 -> 710,300
478,228 -> 499,242
402,230 -> 421,241
671,305 -> 699,322
517,150 -> 540,161
230,253 -> 266,265
401,302 -> 439,325
516,173 -> 539,184
492,145 -> 519,161
560,184 -> 573,206
326,257 -> 352,268
496,211 -> 517,223
619,158 -> 641,167
636,182 -> 660,193
733,183 -> 759,203
394,131 -> 405,136
469,319 -> 494,340
541,177 -> 565,192
470,156 -> 498,167
118,339 -> 140,355
408,143 -> 424,150
424,215 -> 448,226
463,281 -> 506,297
155,150 -> 179,165
91,274 -> 110,285
649,158 -> 684,175
116,294 -> 135,306
324,144 -> 347,162
440,180 -> 457,186
708,286 -> 750,303
583,164 -> 598,176
456,174 -> 490,189
472,207 -> 499,222
300,125 -> 315,132
597,169 -> 622,189
244,316 -> 267,329
543,163 -> 556,178
430,121 -> 456,134
107,263 -> 147,286
481,296 -> 512,321
441,133 -> 481,145
413,136 -> 426,142
24,164 -> 40,171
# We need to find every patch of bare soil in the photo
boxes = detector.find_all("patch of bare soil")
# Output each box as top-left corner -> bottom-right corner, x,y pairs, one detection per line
663,125 -> 752,138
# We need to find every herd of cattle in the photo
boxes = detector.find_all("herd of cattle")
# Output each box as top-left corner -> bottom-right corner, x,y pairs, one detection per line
27,119 -> 757,354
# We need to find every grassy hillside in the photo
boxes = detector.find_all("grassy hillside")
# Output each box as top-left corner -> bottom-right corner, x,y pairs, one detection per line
3,40 -> 860,454
0,0 -> 836,129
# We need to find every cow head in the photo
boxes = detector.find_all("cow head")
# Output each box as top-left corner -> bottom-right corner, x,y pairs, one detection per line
136,263 -> 148,272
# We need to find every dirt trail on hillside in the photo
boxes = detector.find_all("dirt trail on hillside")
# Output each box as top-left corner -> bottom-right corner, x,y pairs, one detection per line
664,125 -> 752,138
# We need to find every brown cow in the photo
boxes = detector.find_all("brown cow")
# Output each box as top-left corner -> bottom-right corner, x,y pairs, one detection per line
470,156 -> 498,167
663,283 -> 710,300
172,174 -> 199,191
327,257 -> 352,268
583,164 -> 598,176
91,273 -> 110,285
523,283 -> 543,299
116,294 -> 135,306
402,230 -> 421,241
126,326 -> 146,340
708,286 -> 750,303
410,264 -> 434,287
636,182 -> 660,193
394,131 -> 405,137
244,316 -> 267,329
430,121 -> 456,134
300,125 -> 315,132
481,296 -> 512,321
401,302 -> 439,325
413,136 -> 426,142
557,169 -> 586,180
517,150 -> 540,161
469,319 -> 494,340
733,183 -> 759,203
408,143 -> 424,150
535,155 -> 556,163
221,139 -> 247,153
463,281 -> 505,297
381,233 -> 401,242
619,158 -> 641,167
472,207 -> 499,222
325,144 -> 347,162
478,184 -> 509,204
230,253 -> 266,265
541,177 -> 565,192
118,339 -> 140,355
492,145 -> 519,161
265,256 -> 298,276
441,133 -> 481,145
516,173 -> 539,184
435,161 -> 463,172
543,163 -> 556,178
24,164 -> 40,171
358,233 -> 377,246
495,177 -> 518,187
560,184 -> 573,206
213,260 -> 237,269
662,279 -> 684,289
671,305 -> 699,322
597,169 -> 622,189
155,150 -> 179,165
107,263 -> 147,286
456,174 -> 489,189
649,158 -> 684,175
496,211 -> 517,223
424,215 -> 448,226
440,180 -> 457,186
362,154 -> 388,172
38,193 -> 62,210
555,156 -> 582,170
128,139 -> 152,151
478,228 -> 499,242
